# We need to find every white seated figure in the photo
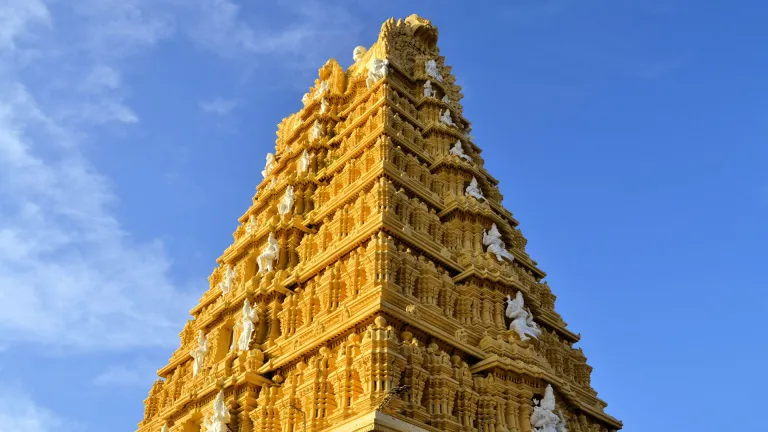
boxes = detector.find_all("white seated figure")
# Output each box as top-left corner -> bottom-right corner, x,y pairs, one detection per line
189,330 -> 208,377
237,299 -> 258,352
439,109 -> 455,127
449,140 -> 472,162
530,384 -> 568,432
442,94 -> 450,104
366,57 -> 388,88
314,80 -> 329,100
299,150 -> 311,173
505,292 -> 542,342
218,265 -> 235,295
425,59 -> 443,81
301,93 -> 310,106
310,120 -> 323,142
465,177 -> 484,200
423,80 -> 433,97
320,98 -> 329,115
261,153 -> 275,179
277,186 -> 295,216
257,232 -> 279,273
204,391 -> 231,432
482,223 -> 514,262
245,214 -> 257,235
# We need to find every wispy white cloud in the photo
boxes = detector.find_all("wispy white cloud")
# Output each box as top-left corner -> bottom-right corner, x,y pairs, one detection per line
0,0 -> 192,352
199,97 -> 238,116
0,381 -> 75,432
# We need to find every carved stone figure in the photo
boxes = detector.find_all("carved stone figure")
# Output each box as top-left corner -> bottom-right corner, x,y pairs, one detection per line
465,177 -> 484,200
320,98 -> 329,115
278,185 -> 294,216
482,223 -> 514,262
257,232 -> 279,273
423,80 -> 433,97
189,330 -> 207,377
366,57 -> 388,88
261,153 -> 275,179
204,391 -> 231,432
300,150 -> 310,173
439,109 -> 455,127
353,46 -> 367,63
218,265 -> 235,295
531,384 -> 567,432
238,299 -> 258,352
310,120 -> 323,142
505,292 -> 541,341
245,214 -> 257,235
301,92 -> 310,106
449,140 -> 472,162
314,80 -> 329,99
425,59 -> 443,81
442,94 -> 450,104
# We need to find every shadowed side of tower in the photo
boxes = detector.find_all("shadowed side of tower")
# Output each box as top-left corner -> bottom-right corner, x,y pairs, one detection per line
137,14 -> 622,432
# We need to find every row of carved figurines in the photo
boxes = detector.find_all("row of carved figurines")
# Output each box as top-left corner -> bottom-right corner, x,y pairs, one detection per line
188,288 -> 542,388
166,368 -> 566,432
216,218 -> 516,301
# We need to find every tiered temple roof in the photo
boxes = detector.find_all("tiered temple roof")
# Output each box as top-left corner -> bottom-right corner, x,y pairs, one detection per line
138,14 -> 622,432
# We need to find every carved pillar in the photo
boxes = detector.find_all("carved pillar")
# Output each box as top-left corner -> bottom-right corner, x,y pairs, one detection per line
518,391 -> 533,432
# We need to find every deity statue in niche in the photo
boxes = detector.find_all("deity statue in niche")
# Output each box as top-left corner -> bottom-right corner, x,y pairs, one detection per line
505,292 -> 541,341
238,299 -> 258,352
531,384 -> 568,432
465,177 -> 484,200
257,232 -> 279,273
189,330 -> 208,376
366,57 -> 388,88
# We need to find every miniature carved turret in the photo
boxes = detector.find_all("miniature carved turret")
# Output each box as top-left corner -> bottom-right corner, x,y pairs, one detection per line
138,14 -> 622,432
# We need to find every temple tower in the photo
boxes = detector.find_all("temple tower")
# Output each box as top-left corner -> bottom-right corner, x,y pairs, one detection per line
138,15 -> 622,432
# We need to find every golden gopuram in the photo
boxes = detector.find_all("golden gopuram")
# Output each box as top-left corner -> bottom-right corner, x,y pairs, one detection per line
138,14 -> 622,432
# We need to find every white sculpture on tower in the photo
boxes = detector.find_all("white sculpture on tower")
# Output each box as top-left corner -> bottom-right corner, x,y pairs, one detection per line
218,265 -> 235,295
320,98 -> 329,115
423,80 -> 433,97
314,80 -> 329,99
245,214 -> 257,235
300,150 -> 311,173
161,424 -> 168,432
425,59 -> 443,81
310,120 -> 323,142
189,330 -> 208,377
482,223 -> 514,262
261,153 -> 275,179
353,46 -> 367,63
465,177 -> 484,200
237,299 -> 258,352
439,109 -> 455,127
278,185 -> 295,216
505,292 -> 541,342
442,94 -> 450,104
530,384 -> 568,432
203,391 -> 231,432
301,92 -> 310,106
366,57 -> 388,88
449,140 -> 472,162
257,232 -> 279,273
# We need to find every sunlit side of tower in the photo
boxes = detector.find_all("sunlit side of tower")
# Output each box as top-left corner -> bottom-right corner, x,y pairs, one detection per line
138,15 -> 622,432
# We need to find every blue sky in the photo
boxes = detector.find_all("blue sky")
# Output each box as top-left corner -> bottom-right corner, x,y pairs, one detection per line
0,1 -> 765,431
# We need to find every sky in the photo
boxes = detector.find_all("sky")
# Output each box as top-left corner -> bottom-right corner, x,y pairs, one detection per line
0,0 -> 766,431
